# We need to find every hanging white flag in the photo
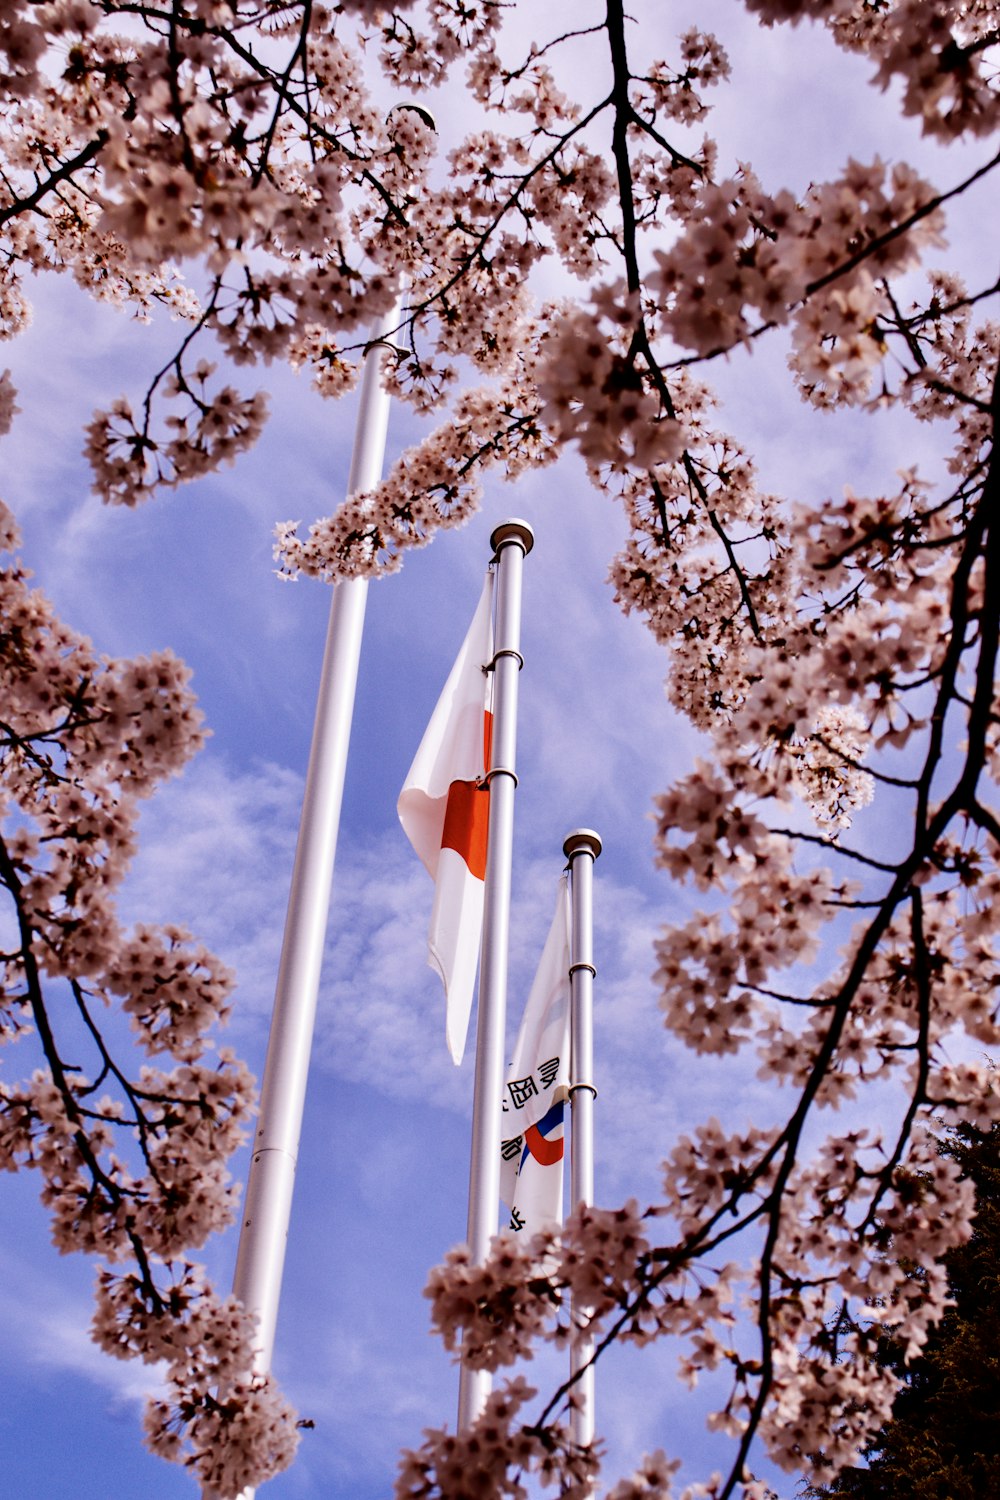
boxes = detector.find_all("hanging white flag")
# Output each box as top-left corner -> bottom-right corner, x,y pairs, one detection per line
500,876 -> 571,1235
398,573 -> 494,1066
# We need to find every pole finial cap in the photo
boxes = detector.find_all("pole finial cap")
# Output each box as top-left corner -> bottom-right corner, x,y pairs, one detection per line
563,828 -> 602,860
490,519 -> 534,557
388,100 -> 437,131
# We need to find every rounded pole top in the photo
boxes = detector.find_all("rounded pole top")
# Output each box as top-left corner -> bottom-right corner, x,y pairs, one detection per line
490,519 -> 534,557
563,828 -> 603,861
388,100 -> 437,130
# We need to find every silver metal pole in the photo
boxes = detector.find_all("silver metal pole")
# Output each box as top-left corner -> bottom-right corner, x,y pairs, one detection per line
564,828 -> 601,1461
456,519 -> 534,1431
207,316 -> 396,1500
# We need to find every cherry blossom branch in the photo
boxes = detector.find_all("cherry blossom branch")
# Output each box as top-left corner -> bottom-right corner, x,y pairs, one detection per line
106,0 -> 406,217
251,0 -> 313,186
766,827 -> 901,872
851,892 -> 934,1242
1,847 -> 164,1300
0,133 -> 108,225
805,150 -> 1000,300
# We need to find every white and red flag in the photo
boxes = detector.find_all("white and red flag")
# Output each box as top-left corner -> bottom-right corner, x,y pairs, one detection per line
500,877 -> 571,1235
398,573 -> 494,1065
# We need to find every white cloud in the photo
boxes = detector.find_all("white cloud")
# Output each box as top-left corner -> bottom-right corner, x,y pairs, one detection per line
0,1236 -> 165,1410
120,753 -> 302,1036
108,734 -> 803,1219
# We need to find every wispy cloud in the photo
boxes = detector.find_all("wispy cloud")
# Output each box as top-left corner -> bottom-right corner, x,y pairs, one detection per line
0,1237 -> 166,1410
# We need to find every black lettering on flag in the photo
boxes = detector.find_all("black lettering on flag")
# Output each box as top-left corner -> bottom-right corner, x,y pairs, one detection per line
508,1074 -> 538,1109
501,1135 -> 523,1162
538,1056 -> 560,1089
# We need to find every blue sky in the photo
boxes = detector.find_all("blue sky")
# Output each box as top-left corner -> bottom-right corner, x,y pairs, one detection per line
0,2 -> 995,1496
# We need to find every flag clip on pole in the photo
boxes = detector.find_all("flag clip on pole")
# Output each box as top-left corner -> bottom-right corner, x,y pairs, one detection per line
457,519 -> 534,1433
564,828 -> 601,1462
205,312 -> 397,1500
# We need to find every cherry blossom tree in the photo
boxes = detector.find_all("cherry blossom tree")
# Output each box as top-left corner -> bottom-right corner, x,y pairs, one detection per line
1,0 -> 999,1497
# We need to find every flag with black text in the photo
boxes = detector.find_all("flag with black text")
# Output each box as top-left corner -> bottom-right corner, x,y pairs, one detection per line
500,877 -> 571,1233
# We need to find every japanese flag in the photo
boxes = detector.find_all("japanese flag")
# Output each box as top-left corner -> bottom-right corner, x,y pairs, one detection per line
398,573 -> 494,1065
500,877 -> 571,1235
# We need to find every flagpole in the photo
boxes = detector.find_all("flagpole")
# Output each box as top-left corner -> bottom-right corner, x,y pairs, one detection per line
564,828 -> 602,1462
206,314 -> 397,1500
457,518 -> 534,1431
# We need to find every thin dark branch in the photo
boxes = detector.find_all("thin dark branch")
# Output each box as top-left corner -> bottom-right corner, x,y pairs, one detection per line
0,133 -> 108,226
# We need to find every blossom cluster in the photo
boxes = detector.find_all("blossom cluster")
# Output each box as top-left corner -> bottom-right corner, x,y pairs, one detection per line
826,0 -> 1000,141
748,0 -> 1000,145
650,158 -> 943,402
425,1203 -> 654,1374
96,1268 -> 299,1493
395,1375 -> 599,1500
275,365 -> 557,578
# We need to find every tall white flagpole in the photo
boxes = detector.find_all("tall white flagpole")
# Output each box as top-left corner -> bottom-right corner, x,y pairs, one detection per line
457,518 -> 534,1431
206,313 -> 397,1500
564,828 -> 601,1463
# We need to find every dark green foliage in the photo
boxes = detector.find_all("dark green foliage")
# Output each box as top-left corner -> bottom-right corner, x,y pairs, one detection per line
805,1122 -> 1000,1499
